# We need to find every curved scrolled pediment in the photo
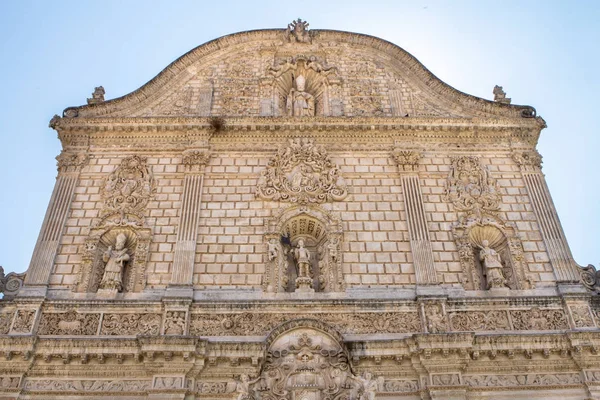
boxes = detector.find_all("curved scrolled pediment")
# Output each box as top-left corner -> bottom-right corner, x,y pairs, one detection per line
62,21 -> 537,121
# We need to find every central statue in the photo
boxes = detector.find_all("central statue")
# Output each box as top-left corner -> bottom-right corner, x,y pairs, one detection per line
286,75 -> 315,117
294,239 -> 314,292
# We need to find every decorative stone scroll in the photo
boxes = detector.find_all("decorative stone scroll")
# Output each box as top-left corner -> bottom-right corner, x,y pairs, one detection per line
99,155 -> 155,226
38,310 -> 100,335
445,156 -> 500,214
452,213 -> 530,291
100,313 -> 161,336
189,311 -> 421,336
23,379 -> 151,392
256,138 -> 347,204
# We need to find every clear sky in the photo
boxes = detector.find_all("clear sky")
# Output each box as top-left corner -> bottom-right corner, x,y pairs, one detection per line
0,0 -> 598,274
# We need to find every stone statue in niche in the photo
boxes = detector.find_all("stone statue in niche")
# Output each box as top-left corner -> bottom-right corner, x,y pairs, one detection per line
479,239 -> 507,289
286,75 -> 315,116
98,233 -> 129,292
294,239 -> 314,292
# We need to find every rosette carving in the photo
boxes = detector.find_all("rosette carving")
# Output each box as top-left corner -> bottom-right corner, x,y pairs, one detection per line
256,138 -> 347,204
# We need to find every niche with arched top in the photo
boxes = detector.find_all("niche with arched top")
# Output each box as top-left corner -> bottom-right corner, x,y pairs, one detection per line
453,214 -> 531,291
264,206 -> 344,293
74,226 -> 151,294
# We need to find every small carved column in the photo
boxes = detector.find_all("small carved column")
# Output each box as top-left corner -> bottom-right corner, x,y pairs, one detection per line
22,151 -> 88,294
392,150 -> 438,285
168,149 -> 210,289
512,150 -> 580,283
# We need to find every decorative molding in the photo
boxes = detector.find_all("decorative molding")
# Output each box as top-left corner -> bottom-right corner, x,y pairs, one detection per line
38,310 -> 100,335
512,149 -> 542,172
182,148 -> 210,173
100,313 -> 161,336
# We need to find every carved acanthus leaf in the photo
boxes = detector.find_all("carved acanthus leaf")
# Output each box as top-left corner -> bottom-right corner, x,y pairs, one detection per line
56,152 -> 89,173
182,148 -> 210,172
392,149 -> 421,172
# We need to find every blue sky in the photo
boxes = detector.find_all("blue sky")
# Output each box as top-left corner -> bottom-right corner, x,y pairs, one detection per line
0,0 -> 598,274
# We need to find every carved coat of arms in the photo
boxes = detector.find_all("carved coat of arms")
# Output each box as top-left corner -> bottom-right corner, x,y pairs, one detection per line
256,138 -> 348,204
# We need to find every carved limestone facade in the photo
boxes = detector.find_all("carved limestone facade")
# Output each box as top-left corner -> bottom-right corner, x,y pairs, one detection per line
1,20 -> 597,400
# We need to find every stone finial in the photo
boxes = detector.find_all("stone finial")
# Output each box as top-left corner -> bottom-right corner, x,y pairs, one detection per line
493,85 -> 511,104
285,18 -> 312,43
87,86 -> 106,105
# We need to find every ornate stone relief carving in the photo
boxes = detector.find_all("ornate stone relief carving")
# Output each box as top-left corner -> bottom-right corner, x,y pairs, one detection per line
0,376 -> 20,389
197,381 -> 236,394
445,156 -> 500,214
38,310 -> 100,335
452,213 -> 530,291
153,376 -> 184,389
569,304 -> 595,328
182,148 -> 210,172
449,310 -> 511,331
239,319 -> 382,400
263,206 -> 344,293
391,149 -> 421,172
510,307 -> 568,330
189,312 -> 420,336
382,380 -> 419,393
463,373 -> 581,387
23,379 -> 151,392
256,138 -> 347,204
100,313 -> 161,335
99,155 -> 155,226
164,311 -> 186,335
10,310 -> 35,334
0,312 -> 13,335
424,303 -> 448,333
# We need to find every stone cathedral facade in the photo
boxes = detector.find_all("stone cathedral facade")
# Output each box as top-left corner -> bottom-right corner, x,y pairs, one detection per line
1,20 -> 599,400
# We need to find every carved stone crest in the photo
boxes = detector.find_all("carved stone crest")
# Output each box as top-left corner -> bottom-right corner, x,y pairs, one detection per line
256,138 -> 347,204
100,155 -> 154,226
445,156 -> 500,213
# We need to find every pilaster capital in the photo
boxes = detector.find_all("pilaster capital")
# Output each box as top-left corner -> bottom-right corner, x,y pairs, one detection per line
392,149 -> 422,172
56,151 -> 88,174
512,149 -> 542,172
182,148 -> 210,173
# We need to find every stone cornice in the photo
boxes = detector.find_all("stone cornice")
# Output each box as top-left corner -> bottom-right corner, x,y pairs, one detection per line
53,116 -> 545,150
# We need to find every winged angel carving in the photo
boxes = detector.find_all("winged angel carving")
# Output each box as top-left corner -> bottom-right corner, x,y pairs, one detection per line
256,138 -> 348,204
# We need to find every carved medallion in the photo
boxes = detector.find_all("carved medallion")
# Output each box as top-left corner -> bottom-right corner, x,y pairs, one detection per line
256,138 -> 348,204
